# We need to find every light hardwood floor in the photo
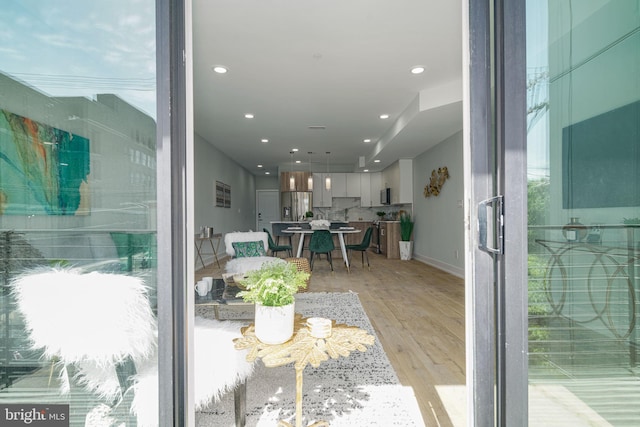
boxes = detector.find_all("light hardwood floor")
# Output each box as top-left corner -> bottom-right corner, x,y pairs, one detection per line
197,251 -> 466,426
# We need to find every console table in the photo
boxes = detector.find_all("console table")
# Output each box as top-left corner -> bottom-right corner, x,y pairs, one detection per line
195,233 -> 222,269
233,314 -> 374,427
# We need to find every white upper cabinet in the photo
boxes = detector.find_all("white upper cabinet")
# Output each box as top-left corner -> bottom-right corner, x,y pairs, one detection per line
346,174 -> 360,197
369,172 -> 383,206
312,173 -> 332,207
360,173 -> 371,207
382,159 -> 413,204
330,173 -> 347,197
311,171 -> 393,207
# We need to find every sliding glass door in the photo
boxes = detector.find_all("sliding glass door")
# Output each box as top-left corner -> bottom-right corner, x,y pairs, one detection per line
525,1 -> 640,425
0,1 -> 164,425
468,0 -> 639,425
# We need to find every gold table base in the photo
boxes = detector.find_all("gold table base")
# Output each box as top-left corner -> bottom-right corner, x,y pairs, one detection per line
234,314 -> 374,427
277,421 -> 329,427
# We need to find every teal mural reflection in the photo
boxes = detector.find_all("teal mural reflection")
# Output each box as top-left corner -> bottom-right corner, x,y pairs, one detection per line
0,110 -> 90,215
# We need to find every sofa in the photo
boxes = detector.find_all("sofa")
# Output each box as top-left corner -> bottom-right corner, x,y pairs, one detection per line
223,231 -> 285,275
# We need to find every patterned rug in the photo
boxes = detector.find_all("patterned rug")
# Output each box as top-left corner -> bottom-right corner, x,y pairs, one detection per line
195,292 -> 425,426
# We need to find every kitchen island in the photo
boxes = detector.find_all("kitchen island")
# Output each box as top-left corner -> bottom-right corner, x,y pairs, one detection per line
378,221 -> 400,259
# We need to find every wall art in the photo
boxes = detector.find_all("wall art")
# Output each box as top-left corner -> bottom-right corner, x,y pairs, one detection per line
0,109 -> 90,215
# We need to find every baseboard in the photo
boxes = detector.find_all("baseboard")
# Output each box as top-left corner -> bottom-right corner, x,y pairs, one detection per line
413,253 -> 464,279
196,254 -> 229,270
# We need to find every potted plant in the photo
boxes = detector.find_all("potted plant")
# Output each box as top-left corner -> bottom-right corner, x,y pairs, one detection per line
236,261 -> 309,344
376,211 -> 386,220
399,212 -> 414,260
304,211 -> 314,220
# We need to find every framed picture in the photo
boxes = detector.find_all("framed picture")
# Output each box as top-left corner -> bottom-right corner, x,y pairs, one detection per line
223,184 -> 231,208
215,181 -> 224,207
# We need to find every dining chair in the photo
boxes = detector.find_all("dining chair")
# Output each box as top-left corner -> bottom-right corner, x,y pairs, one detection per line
308,229 -> 335,271
263,228 -> 293,258
345,226 -> 374,270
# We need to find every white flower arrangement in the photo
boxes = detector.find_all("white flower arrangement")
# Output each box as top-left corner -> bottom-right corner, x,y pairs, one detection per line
309,219 -> 331,229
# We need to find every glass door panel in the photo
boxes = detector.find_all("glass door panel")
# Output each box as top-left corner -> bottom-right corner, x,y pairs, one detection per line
0,1 -> 157,425
526,1 -> 640,424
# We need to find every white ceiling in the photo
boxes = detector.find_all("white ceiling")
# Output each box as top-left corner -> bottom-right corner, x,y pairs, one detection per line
193,0 -> 463,177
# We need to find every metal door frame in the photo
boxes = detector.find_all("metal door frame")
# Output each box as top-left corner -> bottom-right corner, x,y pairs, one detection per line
465,0 -> 528,425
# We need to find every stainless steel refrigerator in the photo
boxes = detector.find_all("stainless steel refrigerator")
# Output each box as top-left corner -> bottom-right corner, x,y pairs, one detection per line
280,192 -> 313,221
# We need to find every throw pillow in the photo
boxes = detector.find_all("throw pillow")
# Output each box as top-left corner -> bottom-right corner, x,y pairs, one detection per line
232,241 -> 266,258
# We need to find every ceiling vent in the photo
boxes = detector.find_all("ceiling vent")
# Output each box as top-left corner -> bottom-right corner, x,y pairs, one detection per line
307,126 -> 326,130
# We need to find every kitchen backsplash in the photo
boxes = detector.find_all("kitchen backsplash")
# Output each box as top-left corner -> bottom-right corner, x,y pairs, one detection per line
313,197 -> 412,221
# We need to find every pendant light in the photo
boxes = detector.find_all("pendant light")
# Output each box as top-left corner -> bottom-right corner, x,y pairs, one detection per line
289,151 -> 295,191
325,151 -> 331,190
307,152 -> 313,190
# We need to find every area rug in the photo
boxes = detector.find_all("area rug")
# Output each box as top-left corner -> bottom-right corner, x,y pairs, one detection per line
195,291 -> 425,426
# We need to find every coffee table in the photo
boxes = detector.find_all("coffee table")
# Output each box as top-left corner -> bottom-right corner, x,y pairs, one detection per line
194,278 -> 254,320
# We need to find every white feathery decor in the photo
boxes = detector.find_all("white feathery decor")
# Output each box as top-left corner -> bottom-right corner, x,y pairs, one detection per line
224,256 -> 286,275
131,317 -> 254,426
11,267 -> 254,426
11,267 -> 157,366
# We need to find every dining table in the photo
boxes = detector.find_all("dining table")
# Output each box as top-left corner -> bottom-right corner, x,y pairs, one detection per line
283,227 -> 361,272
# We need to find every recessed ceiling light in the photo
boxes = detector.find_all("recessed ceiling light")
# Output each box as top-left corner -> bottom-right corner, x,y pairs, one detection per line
374,159 -> 381,163
295,160 -> 301,164
363,139 -> 371,143
379,114 -> 389,119
257,164 -> 263,168
292,148 -> 299,152
265,171 -> 270,175
410,66 -> 425,74
244,113 -> 254,119
213,66 -> 228,74
363,169 -> 369,172
261,138 -> 269,143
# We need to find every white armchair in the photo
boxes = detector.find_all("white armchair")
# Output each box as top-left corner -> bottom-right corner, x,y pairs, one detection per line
223,231 -> 285,275
10,267 -> 253,427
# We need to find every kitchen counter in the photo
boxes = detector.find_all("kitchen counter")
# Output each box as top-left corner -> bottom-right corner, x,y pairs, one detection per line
270,220 -> 349,224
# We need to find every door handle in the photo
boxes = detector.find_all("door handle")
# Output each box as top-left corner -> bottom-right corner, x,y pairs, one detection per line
478,195 -> 504,255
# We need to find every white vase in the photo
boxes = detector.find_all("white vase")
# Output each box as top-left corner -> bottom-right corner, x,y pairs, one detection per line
254,301 -> 295,345
399,241 -> 413,260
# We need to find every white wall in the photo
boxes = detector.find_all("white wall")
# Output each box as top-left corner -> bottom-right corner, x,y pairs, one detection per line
194,133 -> 257,263
412,131 -> 464,277
255,175 -> 278,190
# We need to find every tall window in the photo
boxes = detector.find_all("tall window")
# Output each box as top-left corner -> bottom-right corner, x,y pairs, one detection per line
0,2 -> 158,425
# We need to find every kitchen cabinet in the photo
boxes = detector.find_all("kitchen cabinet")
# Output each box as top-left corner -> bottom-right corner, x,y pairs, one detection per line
312,173 -> 332,207
328,173 -> 360,198
378,221 -> 400,259
346,174 -> 360,197
330,173 -> 346,197
360,174 -> 371,207
369,172 -> 382,207
382,159 -> 413,204
280,171 -> 312,192
347,221 -> 373,246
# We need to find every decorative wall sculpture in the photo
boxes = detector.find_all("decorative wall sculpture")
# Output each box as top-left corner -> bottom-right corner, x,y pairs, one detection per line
423,166 -> 449,198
